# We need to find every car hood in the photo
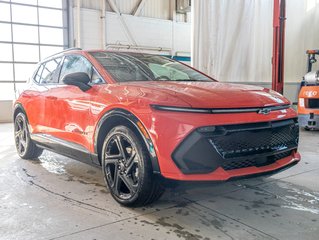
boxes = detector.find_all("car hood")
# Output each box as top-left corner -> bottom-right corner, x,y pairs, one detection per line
122,81 -> 289,108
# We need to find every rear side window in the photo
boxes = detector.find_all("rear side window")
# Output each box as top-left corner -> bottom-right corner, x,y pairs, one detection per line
34,64 -> 44,83
59,55 -> 92,82
35,57 -> 62,84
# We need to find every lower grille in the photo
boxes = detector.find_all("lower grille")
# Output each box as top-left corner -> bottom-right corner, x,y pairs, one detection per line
207,119 -> 299,159
172,118 -> 299,174
222,150 -> 292,171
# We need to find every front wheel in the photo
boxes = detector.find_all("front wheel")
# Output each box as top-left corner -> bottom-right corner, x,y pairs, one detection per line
102,125 -> 164,207
14,112 -> 43,159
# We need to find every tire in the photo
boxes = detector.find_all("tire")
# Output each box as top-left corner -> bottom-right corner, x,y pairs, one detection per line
304,127 -> 311,131
14,112 -> 43,159
101,125 -> 164,207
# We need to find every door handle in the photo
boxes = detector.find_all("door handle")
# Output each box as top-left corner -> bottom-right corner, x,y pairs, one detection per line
46,96 -> 57,100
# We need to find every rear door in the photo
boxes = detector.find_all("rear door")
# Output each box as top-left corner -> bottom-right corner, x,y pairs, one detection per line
23,57 -> 62,134
21,63 -> 47,133
35,57 -> 63,134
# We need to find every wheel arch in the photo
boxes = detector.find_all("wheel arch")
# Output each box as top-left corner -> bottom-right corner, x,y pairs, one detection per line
13,103 -> 27,120
13,103 -> 35,135
94,108 -> 160,174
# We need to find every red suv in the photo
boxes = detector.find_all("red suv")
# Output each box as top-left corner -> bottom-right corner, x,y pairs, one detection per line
14,48 -> 300,206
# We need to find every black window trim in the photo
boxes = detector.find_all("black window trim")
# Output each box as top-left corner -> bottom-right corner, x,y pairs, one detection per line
31,63 -> 42,84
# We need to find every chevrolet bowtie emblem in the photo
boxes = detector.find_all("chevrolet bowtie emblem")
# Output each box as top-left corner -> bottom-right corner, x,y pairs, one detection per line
258,108 -> 271,115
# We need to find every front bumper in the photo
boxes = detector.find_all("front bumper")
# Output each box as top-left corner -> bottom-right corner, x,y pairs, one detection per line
299,114 -> 319,129
144,107 -> 300,181
172,118 -> 299,174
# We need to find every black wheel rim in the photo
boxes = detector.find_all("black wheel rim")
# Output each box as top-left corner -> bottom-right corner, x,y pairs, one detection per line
104,134 -> 140,200
14,115 -> 27,156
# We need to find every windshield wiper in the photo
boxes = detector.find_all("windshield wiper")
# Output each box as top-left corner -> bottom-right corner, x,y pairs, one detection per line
175,79 -> 212,82
174,79 -> 199,81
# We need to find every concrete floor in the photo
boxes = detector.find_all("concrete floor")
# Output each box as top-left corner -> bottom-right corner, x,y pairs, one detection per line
0,123 -> 318,240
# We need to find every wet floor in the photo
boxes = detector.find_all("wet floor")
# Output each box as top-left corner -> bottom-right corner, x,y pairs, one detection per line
0,123 -> 318,240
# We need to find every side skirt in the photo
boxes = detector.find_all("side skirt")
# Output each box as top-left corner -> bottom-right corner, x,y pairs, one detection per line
30,133 -> 100,168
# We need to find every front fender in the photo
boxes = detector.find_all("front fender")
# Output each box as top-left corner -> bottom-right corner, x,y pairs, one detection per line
93,108 -> 160,173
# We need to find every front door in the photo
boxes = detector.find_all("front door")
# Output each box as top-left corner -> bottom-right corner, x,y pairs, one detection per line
45,55 -> 95,152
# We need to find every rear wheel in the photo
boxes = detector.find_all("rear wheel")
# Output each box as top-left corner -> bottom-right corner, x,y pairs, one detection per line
14,112 -> 43,159
102,125 -> 164,207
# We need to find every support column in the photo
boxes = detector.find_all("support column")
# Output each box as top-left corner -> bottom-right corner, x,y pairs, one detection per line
101,0 -> 106,49
76,0 -> 81,47
272,0 -> 286,94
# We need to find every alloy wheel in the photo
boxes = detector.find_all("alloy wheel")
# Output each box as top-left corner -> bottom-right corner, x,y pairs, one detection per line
14,114 -> 28,156
104,133 -> 140,200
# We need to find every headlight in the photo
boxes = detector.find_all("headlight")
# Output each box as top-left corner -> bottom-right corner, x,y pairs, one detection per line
150,105 -> 211,113
150,104 -> 291,114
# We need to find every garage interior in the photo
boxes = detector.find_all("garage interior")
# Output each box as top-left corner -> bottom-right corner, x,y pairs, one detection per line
0,0 -> 319,239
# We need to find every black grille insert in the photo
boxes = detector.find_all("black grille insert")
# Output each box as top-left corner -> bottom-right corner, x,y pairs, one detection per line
172,118 -> 299,174
207,119 -> 299,159
222,150 -> 293,171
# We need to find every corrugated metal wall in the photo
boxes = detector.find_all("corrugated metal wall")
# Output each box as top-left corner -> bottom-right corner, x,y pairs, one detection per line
105,0 -> 139,14
77,0 -> 102,10
140,0 -> 170,19
76,0 -> 189,22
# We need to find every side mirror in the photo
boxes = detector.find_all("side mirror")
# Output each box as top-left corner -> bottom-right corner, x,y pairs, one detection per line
62,72 -> 92,92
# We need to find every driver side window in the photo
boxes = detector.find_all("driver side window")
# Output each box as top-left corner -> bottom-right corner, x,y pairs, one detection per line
59,55 -> 92,83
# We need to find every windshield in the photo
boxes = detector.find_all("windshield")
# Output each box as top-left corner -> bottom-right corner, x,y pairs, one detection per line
90,51 -> 213,82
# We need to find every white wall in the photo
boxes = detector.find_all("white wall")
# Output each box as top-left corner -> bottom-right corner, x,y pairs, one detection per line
77,0 -> 190,22
76,8 -> 103,49
105,12 -> 190,54
105,0 -> 172,20
0,101 -> 13,123
73,8 -> 191,55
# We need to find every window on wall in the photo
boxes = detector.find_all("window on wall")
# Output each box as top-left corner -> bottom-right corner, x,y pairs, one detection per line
0,0 -> 68,100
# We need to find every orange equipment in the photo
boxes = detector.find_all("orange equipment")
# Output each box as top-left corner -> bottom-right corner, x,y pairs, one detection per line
298,50 -> 319,130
